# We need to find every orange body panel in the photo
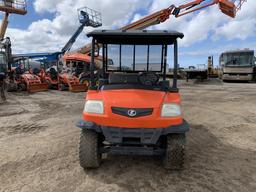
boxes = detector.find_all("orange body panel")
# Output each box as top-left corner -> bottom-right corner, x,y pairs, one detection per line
83,89 -> 183,129
219,0 -> 236,18
20,73 -> 48,92
63,52 -> 91,62
39,69 -> 58,85
58,73 -> 88,92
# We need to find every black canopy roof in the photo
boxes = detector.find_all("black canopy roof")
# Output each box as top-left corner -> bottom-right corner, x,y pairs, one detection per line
87,30 -> 184,45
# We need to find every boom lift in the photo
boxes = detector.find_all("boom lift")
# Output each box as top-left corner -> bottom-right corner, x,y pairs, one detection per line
0,0 -> 27,39
42,7 -> 102,92
75,0 -> 245,56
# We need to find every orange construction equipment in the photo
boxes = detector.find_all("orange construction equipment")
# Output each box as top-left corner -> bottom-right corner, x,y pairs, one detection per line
6,58 -> 48,93
19,72 -> 48,93
58,72 -> 88,92
7,70 -> 48,93
38,67 -> 59,89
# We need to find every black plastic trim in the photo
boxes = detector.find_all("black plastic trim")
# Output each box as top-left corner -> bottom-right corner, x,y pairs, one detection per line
111,107 -> 153,118
76,119 -> 189,145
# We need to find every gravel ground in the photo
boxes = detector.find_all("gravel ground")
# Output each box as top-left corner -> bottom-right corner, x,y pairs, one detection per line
0,80 -> 256,192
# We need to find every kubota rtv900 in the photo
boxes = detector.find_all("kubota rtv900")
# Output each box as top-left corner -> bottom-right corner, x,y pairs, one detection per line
77,30 -> 189,170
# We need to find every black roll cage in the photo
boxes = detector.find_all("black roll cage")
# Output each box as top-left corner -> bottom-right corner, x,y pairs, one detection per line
88,30 -> 182,92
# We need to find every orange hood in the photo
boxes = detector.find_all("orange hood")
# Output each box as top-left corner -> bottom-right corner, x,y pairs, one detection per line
84,89 -> 182,128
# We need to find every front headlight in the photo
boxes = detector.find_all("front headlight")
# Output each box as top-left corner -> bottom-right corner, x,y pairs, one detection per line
84,100 -> 104,114
161,103 -> 181,117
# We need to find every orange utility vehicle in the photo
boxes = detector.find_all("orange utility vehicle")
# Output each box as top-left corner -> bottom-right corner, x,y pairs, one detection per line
77,30 -> 188,170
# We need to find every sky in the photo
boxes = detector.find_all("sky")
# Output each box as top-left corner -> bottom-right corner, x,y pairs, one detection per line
1,0 -> 256,67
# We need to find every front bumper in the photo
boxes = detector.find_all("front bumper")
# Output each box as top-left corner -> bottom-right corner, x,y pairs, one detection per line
76,119 -> 189,145
223,74 -> 253,81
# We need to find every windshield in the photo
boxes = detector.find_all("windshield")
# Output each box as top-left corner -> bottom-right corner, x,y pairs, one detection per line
107,44 -> 163,72
222,52 -> 254,67
0,53 -> 7,73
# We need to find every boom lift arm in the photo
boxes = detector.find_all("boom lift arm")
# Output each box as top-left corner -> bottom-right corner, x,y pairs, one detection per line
0,0 -> 27,39
76,0 -> 246,55
61,8 -> 102,53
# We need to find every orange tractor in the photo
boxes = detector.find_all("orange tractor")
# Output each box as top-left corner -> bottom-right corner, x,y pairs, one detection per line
38,65 -> 59,89
7,58 -> 48,93
38,63 -> 89,92
62,52 -> 103,87
57,72 -> 88,92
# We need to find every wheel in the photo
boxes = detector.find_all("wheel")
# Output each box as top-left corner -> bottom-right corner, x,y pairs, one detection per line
46,80 -> 52,89
79,129 -> 102,169
80,78 -> 90,87
58,84 -> 66,91
6,83 -> 17,92
163,133 -> 186,170
80,78 -> 100,87
0,85 -> 6,101
18,83 -> 26,91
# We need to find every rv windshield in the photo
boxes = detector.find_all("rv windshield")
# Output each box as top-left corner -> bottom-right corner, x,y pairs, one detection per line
107,44 -> 163,72
223,52 -> 254,67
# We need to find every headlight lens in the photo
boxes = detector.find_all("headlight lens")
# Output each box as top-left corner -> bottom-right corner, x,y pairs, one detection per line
161,103 -> 181,117
84,100 -> 104,114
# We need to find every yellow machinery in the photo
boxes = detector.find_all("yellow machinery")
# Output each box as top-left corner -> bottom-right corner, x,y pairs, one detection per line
208,56 -> 220,78
0,0 -> 27,39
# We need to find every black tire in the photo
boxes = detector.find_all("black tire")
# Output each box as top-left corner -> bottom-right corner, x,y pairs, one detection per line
58,84 -> 66,91
163,133 -> 186,170
6,83 -> 17,92
79,129 -> 101,169
80,78 -> 90,86
18,83 -> 26,91
46,80 -> 52,89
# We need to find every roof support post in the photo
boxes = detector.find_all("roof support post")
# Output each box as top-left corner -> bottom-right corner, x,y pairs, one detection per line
90,38 -> 96,89
172,39 -> 179,92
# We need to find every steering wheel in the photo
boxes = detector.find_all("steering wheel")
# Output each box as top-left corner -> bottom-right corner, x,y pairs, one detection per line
138,72 -> 159,86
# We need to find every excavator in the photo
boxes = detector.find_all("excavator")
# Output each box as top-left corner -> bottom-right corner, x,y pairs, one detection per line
65,0 -> 246,75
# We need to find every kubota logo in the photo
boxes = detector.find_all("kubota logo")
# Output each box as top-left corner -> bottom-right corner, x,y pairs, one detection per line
127,109 -> 137,117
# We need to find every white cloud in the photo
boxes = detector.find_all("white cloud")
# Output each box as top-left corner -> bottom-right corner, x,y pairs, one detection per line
5,0 -> 256,54
6,0 -> 150,53
149,0 -> 256,46
213,0 -> 256,40
33,0 -> 66,13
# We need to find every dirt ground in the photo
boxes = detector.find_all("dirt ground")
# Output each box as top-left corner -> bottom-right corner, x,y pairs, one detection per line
0,80 -> 256,192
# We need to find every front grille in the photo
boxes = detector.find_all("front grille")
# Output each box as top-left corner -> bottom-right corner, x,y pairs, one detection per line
101,126 -> 162,144
112,107 -> 153,118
